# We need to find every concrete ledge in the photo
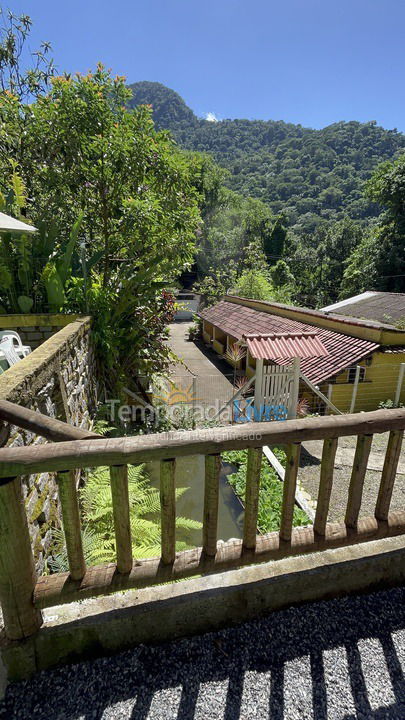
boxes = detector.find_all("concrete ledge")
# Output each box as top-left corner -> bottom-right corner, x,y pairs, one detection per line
2,535 -> 405,682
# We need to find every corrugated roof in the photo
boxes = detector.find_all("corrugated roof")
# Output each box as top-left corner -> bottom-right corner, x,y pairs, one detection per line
243,332 -> 329,360
322,291 -> 405,324
226,294 -> 399,331
200,300 -> 379,384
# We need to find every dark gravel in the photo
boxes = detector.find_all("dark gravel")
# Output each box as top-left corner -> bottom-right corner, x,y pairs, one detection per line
1,586 -> 405,719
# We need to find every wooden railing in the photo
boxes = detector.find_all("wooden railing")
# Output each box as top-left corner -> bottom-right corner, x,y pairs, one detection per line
0,403 -> 404,640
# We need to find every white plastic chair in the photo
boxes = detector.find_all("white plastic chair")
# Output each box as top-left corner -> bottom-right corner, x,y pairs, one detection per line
0,331 -> 31,357
0,337 -> 22,367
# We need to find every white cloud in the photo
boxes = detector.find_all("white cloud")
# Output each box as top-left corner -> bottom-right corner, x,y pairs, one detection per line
205,112 -> 219,123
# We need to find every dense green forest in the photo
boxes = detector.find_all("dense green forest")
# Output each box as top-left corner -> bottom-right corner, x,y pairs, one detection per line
128,81 -> 405,305
128,82 -> 405,235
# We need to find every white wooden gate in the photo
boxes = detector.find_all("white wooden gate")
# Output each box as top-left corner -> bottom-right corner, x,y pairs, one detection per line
254,358 -> 300,421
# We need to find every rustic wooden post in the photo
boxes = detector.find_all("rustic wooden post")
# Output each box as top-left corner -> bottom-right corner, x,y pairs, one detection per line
160,459 -> 176,564
375,430 -> 403,521
314,437 -> 338,535
326,384 -> 333,415
394,364 -> 405,408
57,470 -> 86,580
203,454 -> 221,556
349,365 -> 361,414
345,434 -> 373,528
254,358 -> 264,421
279,442 -> 301,541
243,447 -> 263,550
0,476 -> 42,639
288,357 -> 300,420
110,465 -> 133,573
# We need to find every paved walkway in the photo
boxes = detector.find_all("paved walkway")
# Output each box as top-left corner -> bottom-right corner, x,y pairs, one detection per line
167,322 -> 235,416
2,585 -> 405,719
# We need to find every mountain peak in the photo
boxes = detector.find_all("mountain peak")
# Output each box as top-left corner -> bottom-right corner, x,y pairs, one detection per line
127,81 -> 198,131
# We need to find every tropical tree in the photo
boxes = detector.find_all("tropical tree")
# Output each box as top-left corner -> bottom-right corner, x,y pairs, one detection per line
263,214 -> 288,263
1,66 -> 202,392
364,155 -> 405,292
0,8 -> 55,100
11,66 -> 200,284
233,269 -> 275,301
341,155 -> 405,297
340,229 -> 379,297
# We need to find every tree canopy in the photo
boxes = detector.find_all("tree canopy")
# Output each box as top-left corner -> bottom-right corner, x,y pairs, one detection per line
129,82 -> 405,237
0,62 -> 202,393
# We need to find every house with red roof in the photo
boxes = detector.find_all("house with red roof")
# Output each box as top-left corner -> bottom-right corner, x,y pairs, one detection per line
199,295 -> 405,412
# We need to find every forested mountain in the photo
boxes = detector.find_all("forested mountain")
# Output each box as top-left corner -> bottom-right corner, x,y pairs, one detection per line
128,81 -> 405,235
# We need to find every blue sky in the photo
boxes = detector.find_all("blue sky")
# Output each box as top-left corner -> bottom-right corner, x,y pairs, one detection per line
8,0 -> 405,131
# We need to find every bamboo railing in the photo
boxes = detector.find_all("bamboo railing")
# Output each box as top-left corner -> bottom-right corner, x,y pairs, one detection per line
0,401 -> 404,640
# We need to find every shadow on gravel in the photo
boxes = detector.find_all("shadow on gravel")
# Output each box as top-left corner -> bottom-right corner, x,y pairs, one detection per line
299,445 -> 322,468
1,587 -> 405,719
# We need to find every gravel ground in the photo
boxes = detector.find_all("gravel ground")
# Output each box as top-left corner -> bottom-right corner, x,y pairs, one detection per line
2,585 -> 405,719
298,463 -> 404,522
299,444 -> 405,522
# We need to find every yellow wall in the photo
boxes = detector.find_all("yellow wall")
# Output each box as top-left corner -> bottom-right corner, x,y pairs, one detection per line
214,327 -> 227,343
202,320 -> 213,344
246,349 -> 256,376
213,338 -> 225,355
330,352 -> 405,412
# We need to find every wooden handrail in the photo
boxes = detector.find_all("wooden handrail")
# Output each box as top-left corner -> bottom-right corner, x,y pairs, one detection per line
0,405 -> 405,641
0,408 -> 405,478
0,398 -> 100,442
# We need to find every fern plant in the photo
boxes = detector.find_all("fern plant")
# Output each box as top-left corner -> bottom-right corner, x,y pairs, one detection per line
48,464 -> 201,572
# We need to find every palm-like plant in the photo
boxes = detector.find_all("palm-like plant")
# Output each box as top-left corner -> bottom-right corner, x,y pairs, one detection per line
234,375 -> 250,394
48,464 -> 202,572
225,342 -> 247,389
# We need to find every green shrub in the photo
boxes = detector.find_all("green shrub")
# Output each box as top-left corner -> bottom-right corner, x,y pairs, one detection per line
378,399 -> 404,409
222,448 -> 309,533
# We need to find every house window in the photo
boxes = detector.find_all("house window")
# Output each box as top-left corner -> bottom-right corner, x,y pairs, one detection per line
347,366 -> 366,383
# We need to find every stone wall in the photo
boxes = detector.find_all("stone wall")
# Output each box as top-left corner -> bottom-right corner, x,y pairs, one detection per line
0,316 -> 98,572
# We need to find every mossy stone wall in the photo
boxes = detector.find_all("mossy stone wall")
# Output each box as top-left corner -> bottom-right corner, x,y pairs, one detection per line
0,316 -> 98,572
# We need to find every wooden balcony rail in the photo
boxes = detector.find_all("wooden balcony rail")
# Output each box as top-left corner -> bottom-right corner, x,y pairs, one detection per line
0,406 -> 404,640
0,398 -> 100,442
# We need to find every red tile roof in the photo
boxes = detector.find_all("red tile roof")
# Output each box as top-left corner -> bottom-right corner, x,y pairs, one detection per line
200,300 -> 379,384
243,332 -> 329,360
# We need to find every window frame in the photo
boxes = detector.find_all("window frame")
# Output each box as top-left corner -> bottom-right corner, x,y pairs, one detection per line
347,366 -> 366,384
